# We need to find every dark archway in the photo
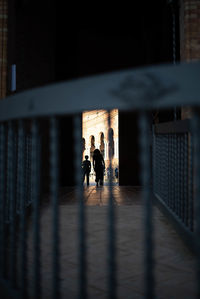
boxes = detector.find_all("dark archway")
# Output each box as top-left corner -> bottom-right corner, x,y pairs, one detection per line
108,128 -> 114,158
90,135 -> 95,160
99,132 -> 105,158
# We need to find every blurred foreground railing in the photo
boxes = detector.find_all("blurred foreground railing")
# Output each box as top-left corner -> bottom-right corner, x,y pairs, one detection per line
152,119 -> 195,249
0,62 -> 200,299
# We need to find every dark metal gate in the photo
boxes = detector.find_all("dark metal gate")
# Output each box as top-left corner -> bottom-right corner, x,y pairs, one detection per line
0,62 -> 200,298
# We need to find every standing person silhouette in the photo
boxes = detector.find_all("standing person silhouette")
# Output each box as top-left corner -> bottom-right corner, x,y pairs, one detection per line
93,149 -> 105,187
82,155 -> 91,186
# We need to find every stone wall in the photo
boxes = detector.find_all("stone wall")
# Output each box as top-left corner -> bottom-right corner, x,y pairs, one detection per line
180,0 -> 200,61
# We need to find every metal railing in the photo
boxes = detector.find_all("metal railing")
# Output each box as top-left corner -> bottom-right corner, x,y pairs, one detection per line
152,119 -> 195,248
0,62 -> 200,298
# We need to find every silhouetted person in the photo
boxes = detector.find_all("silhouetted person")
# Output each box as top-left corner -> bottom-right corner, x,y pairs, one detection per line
82,155 -> 91,186
93,149 -> 105,187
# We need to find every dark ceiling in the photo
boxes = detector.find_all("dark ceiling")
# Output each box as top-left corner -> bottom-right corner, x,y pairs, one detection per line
55,1 -> 179,81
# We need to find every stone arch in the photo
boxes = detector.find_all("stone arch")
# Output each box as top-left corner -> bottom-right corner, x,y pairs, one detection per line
90,135 -> 95,159
99,132 -> 105,158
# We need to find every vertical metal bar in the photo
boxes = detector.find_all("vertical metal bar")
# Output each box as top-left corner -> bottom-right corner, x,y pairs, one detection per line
5,124 -> 9,275
170,134 -> 173,208
182,135 -> 185,223
27,135 -> 32,206
166,134 -> 169,205
8,121 -> 17,286
154,131 -> 157,195
160,135 -> 162,199
184,133 -> 189,227
73,114 -> 87,299
24,137 -> 28,206
152,126 -> 156,195
50,117 -> 60,299
180,134 -> 183,220
177,135 -> 179,217
18,120 -> 27,298
31,119 -> 41,299
159,135 -> 162,198
177,134 -> 180,217
174,134 -> 177,212
0,123 -> 6,278
167,134 -> 171,206
166,134 -> 169,204
180,135 -> 184,222
160,135 -> 165,200
162,136 -> 165,201
156,135 -> 158,196
156,134 -> 159,196
188,132 -> 194,232
157,135 -> 160,196
167,135 -> 170,206
174,134 -> 178,216
191,110 -> 200,298
172,134 -> 175,211
172,135 -> 175,211
172,134 -> 177,213
154,133 -> 158,195
16,131 -> 21,214
107,111 -> 116,299
172,135 -> 176,212
139,112 -> 154,299
14,130 -> 18,214
172,134 -> 174,209
178,135 -> 181,219
29,135 -> 32,206
167,135 -> 170,207
163,135 -> 167,203
25,136 -> 30,206
159,136 -> 162,199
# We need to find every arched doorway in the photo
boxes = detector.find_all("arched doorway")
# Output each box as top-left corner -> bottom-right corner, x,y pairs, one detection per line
108,128 -> 114,158
90,135 -> 95,160
99,132 -> 105,158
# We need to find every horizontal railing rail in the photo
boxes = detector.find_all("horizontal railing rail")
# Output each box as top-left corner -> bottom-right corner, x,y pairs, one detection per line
0,62 -> 199,121
154,119 -> 190,134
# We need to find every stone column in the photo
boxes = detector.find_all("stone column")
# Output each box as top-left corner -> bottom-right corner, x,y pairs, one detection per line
104,141 -> 108,160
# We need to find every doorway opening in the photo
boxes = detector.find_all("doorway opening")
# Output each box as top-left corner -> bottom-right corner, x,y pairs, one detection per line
82,109 -> 119,185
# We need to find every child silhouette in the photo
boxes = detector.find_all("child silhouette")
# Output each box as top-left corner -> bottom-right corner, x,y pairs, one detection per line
82,155 -> 91,186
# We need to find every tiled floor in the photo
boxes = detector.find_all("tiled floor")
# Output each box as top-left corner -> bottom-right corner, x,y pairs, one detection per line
27,186 -> 196,298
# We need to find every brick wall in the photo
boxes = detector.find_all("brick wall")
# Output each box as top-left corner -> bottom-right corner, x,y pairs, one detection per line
180,0 -> 200,61
0,0 -> 7,99
180,0 -> 200,119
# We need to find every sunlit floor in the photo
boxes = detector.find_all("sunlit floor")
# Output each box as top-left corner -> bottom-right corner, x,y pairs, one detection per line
83,173 -> 119,186
26,186 -> 196,298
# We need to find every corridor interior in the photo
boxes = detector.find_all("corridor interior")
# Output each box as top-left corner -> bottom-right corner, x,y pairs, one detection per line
25,186 -> 196,299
